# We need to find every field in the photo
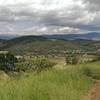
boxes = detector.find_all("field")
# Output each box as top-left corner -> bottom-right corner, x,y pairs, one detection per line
0,60 -> 100,100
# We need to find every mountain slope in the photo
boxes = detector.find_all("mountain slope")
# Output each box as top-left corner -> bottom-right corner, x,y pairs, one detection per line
0,35 -> 100,55
0,36 -> 83,55
44,32 -> 100,40
0,39 -> 6,48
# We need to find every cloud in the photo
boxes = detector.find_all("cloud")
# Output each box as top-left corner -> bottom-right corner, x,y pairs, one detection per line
82,0 -> 100,12
0,0 -> 100,35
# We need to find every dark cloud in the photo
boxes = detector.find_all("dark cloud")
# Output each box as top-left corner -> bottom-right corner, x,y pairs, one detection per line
82,0 -> 100,12
0,0 -> 100,35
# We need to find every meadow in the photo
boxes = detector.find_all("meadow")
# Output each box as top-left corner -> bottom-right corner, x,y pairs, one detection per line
0,61 -> 100,100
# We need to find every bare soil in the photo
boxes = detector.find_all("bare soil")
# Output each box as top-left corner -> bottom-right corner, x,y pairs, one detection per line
90,80 -> 100,100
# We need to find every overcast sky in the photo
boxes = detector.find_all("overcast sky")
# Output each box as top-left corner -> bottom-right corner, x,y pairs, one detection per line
0,0 -> 100,35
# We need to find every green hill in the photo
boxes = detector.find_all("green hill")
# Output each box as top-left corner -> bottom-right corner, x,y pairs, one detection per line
0,36 -> 100,55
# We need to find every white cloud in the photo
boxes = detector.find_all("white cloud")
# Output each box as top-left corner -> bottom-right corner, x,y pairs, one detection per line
0,0 -> 32,5
0,0 -> 99,35
0,0 -> 76,10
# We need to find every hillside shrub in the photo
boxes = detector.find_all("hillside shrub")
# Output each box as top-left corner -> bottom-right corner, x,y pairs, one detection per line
15,56 -> 56,73
82,67 -> 100,79
32,56 -> 56,72
65,51 -> 79,64
0,52 -> 17,71
15,62 -> 33,72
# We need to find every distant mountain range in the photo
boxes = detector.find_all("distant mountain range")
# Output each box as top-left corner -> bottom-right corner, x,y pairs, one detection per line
0,32 -> 100,40
0,34 -> 100,55
0,34 -> 19,40
43,32 -> 100,40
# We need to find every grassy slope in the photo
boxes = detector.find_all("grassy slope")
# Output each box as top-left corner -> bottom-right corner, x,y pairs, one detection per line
0,61 -> 100,100
0,63 -> 97,100
2,36 -> 83,55
1,36 -> 100,55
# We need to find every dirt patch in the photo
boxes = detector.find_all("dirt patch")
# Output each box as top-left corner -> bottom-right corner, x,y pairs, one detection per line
90,80 -> 100,100
85,80 -> 100,100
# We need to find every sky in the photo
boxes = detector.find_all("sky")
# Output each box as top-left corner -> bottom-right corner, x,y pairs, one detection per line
0,0 -> 100,35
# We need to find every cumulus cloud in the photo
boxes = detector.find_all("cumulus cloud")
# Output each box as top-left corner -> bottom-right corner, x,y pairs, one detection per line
0,0 -> 100,35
